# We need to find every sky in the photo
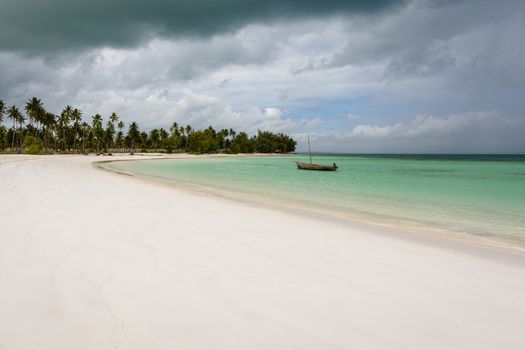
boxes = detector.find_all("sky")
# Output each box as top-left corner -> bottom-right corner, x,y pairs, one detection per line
1,0 -> 524,153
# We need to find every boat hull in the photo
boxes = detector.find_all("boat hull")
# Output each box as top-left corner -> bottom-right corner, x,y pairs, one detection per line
295,161 -> 337,171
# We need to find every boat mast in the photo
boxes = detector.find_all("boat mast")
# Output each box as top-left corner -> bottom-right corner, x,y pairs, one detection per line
308,135 -> 312,164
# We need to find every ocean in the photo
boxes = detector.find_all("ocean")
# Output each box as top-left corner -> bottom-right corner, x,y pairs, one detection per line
106,154 -> 525,244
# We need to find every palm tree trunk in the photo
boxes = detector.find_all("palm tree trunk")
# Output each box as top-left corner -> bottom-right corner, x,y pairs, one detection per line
11,121 -> 16,151
73,127 -> 76,152
43,127 -> 47,152
18,127 -> 23,152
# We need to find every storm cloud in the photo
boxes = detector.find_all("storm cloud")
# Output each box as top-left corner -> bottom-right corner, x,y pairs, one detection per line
0,0 -> 404,53
1,0 -> 524,153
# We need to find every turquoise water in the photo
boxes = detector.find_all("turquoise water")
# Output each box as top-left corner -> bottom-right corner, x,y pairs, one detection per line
107,155 -> 525,243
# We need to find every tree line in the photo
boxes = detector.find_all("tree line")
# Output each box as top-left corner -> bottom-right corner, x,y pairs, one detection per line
0,97 -> 297,154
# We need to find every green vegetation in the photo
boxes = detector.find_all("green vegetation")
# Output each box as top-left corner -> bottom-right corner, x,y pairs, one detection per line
0,97 -> 296,154
22,136 -> 44,154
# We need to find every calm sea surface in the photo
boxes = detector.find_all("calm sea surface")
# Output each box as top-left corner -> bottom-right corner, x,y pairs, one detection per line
107,155 -> 525,243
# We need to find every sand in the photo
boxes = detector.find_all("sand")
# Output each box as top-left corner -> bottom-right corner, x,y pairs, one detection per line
1,154 -> 524,349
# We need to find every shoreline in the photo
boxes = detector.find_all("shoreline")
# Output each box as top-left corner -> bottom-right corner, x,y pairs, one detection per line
97,155 -> 525,259
2,154 -> 525,349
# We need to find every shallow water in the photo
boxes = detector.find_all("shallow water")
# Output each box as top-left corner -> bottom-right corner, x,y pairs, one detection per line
107,155 -> 525,243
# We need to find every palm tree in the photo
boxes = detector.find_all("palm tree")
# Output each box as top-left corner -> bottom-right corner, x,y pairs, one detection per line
17,113 -> 26,150
127,122 -> 140,154
6,106 -> 25,151
110,112 -> 119,125
105,120 -> 115,152
92,114 -> 103,151
185,125 -> 193,149
25,97 -> 44,135
159,128 -> 169,149
13,108 -> 26,151
0,99 -> 5,125
0,100 -> 4,151
70,108 -> 83,152
81,122 -> 90,153
7,106 -> 20,151
117,120 -> 125,152
42,112 -> 56,151
170,122 -> 179,136
109,113 -> 119,150
149,128 -> 160,151
59,106 -> 72,151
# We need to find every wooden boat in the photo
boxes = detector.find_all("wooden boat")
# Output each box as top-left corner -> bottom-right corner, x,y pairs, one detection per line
296,161 -> 337,171
296,135 -> 338,171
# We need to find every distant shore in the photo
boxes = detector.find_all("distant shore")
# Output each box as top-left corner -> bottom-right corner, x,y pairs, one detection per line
1,154 -> 525,349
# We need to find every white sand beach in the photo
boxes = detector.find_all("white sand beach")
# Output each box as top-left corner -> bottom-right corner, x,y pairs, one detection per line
1,155 -> 525,350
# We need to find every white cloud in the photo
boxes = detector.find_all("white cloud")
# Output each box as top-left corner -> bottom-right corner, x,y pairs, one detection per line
1,1 -> 524,153
347,113 -> 360,122
73,89 -> 296,134
348,112 -> 508,139
307,112 -> 525,153
264,107 -> 283,119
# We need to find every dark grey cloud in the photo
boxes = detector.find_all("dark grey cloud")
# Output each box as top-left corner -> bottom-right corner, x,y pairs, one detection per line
299,0 -> 524,83
0,0 -> 405,54
1,0 -> 524,153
